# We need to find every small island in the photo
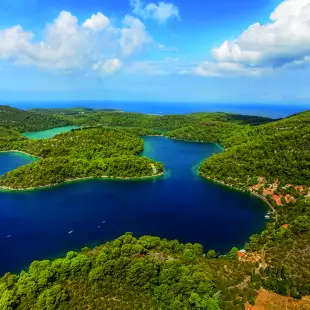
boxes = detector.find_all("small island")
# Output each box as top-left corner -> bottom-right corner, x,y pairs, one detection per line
0,127 -> 164,190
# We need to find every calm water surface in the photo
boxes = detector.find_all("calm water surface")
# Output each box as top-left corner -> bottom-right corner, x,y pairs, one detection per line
0,152 -> 37,175
0,137 -> 268,275
10,101 -> 310,118
23,126 -> 80,139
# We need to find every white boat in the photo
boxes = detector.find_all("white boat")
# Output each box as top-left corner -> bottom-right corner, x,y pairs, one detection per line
68,231 -> 73,234
265,215 -> 270,219
6,235 -> 11,238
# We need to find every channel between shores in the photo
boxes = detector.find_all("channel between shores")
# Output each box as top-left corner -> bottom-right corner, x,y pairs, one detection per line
0,142 -> 276,217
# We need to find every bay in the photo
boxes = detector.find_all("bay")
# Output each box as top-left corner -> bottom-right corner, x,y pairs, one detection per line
0,137 -> 268,275
0,152 -> 38,175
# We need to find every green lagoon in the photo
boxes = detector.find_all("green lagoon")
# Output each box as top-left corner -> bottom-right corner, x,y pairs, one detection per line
23,126 -> 80,139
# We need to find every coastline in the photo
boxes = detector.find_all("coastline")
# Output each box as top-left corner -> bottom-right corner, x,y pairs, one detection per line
0,150 -> 40,159
168,137 -> 226,149
199,173 -> 277,215
0,172 -> 164,192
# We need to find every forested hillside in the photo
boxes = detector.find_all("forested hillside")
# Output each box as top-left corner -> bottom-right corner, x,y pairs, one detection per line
31,108 -> 272,131
199,111 -> 310,299
0,126 -> 25,147
167,122 -> 238,144
0,106 -> 72,132
0,233 -> 266,310
0,128 -> 163,189
200,111 -> 310,187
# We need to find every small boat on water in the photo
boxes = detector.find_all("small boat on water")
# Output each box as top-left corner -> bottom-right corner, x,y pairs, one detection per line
265,215 -> 270,219
98,226 -> 101,228
6,235 -> 11,238
102,221 -> 106,224
68,231 -> 73,234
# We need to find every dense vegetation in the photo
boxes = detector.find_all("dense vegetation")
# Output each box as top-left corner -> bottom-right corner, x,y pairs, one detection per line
200,111 -> 310,187
0,106 -> 72,132
0,126 -> 25,147
248,198 -> 310,299
0,233 -> 264,310
31,108 -> 272,131
198,110 -> 310,299
0,128 -> 163,189
167,122 -> 238,144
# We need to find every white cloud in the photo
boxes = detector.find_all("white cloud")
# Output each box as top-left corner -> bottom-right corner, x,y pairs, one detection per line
93,58 -> 122,74
0,10 -> 150,74
0,11 -> 88,71
120,15 -> 151,55
82,12 -> 110,31
131,0 -> 179,23
195,0 -> 310,76
194,62 -> 268,77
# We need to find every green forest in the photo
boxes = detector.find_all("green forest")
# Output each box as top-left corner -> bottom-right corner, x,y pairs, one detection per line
0,233 -> 263,310
25,107 -> 272,131
200,111 -> 310,187
0,128 -> 163,189
0,106 -> 72,132
198,110 -> 310,299
0,105 -> 310,309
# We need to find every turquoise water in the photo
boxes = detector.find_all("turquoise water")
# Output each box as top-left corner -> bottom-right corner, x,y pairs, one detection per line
0,137 -> 267,275
23,126 -> 80,139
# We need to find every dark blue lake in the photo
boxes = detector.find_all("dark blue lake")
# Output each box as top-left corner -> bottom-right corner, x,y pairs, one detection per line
0,137 -> 268,275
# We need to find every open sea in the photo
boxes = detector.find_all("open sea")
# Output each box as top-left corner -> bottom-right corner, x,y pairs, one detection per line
6,101 -> 310,119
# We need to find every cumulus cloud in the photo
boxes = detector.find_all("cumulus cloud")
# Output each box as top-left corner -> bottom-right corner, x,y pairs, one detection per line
0,11 -> 88,72
120,15 -> 151,55
0,10 -> 150,74
195,0 -> 310,76
131,0 -> 179,23
82,12 -> 110,31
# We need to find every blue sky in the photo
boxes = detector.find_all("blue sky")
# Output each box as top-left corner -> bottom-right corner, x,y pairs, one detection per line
0,0 -> 310,103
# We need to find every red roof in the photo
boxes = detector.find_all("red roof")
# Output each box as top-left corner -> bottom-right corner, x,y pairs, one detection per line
294,186 -> 304,191
282,224 -> 289,229
264,189 -> 273,195
285,194 -> 292,203
237,251 -> 245,257
273,195 -> 282,205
